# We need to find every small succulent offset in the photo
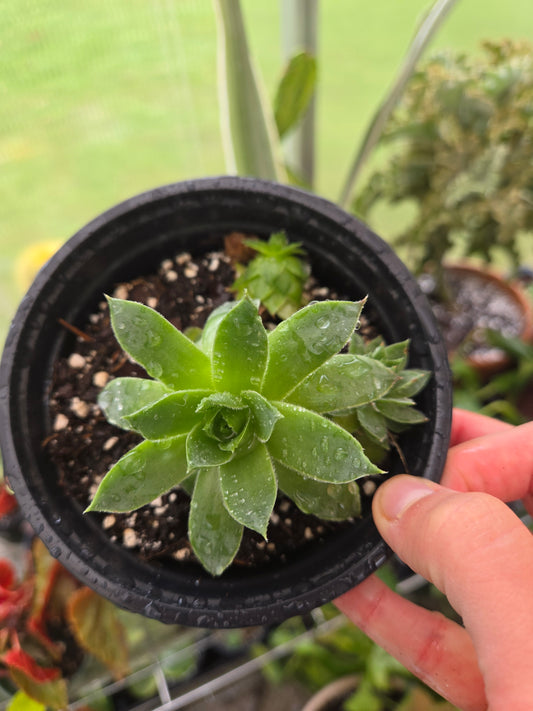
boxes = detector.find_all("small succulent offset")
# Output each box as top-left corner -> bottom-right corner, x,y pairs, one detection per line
88,292 -> 428,576
231,231 -> 310,318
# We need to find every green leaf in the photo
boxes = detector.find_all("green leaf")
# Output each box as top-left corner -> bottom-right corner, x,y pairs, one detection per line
274,52 -> 317,138
98,377 -> 170,430
9,674 -> 67,711
375,398 -> 428,424
232,238 -> 309,318
106,297 -> 212,390
189,467 -> 243,576
211,297 -> 268,393
186,422 -> 235,468
86,436 -> 189,512
286,354 -> 397,413
195,392 -> 260,454
220,443 -> 277,536
267,402 -> 382,483
196,390 -> 245,414
262,300 -> 366,400
205,409 -> 251,452
244,232 -> 305,258
180,472 -> 197,497
125,390 -> 211,440
392,369 -> 432,397
377,340 -> 410,371
242,390 -> 283,442
276,461 -> 361,520
200,301 -> 235,355
350,332 -> 391,356
213,0 -> 285,181
355,405 -> 389,445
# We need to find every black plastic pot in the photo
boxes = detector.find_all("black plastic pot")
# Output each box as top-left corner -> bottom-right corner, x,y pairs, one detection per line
0,177 -> 452,628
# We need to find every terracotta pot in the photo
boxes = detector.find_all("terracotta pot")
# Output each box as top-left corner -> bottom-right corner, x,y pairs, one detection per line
301,675 -> 359,711
0,177 -> 452,627
433,263 -> 533,377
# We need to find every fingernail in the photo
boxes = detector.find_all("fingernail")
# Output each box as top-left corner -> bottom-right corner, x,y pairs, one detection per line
376,475 -> 437,521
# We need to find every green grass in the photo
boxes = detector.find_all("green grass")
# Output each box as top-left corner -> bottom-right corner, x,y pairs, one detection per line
2,0 -> 533,341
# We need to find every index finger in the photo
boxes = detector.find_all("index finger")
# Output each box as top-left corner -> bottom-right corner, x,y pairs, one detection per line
450,408 -> 512,447
442,421 -> 533,512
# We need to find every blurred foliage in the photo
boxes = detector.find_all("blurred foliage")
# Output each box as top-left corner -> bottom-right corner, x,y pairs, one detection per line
452,329 -> 533,424
256,606 -> 457,709
355,39 -> 533,284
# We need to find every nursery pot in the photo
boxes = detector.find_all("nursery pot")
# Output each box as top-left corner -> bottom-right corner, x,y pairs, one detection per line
431,263 -> 533,376
300,675 -> 414,711
0,177 -> 452,628
301,675 -> 359,711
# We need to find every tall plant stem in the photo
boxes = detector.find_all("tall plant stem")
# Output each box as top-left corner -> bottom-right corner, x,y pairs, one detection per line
213,0 -> 285,181
280,0 -> 318,187
338,0 -> 458,209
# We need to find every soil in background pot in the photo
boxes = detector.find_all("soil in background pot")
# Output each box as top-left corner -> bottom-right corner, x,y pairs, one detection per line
419,265 -> 532,372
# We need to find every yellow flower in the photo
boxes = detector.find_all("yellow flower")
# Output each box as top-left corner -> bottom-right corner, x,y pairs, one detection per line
15,240 -> 61,292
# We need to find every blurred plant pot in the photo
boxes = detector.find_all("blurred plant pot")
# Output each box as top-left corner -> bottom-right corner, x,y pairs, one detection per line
0,176 -> 452,628
301,675 -> 359,711
423,263 -> 533,377
300,674 -> 446,711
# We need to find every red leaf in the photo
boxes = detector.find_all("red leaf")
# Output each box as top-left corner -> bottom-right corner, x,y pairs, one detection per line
0,485 -> 18,518
3,647 -> 60,683
0,560 -> 16,590
0,578 -> 34,626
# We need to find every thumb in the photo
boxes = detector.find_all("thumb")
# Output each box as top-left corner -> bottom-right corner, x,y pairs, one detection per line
373,475 -> 533,709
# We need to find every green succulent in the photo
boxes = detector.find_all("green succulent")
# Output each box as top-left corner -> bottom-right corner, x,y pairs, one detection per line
231,231 -> 310,318
355,40 -> 533,287
88,293 -> 427,576
332,333 -> 429,462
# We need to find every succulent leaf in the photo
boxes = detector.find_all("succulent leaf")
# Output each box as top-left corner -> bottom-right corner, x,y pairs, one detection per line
268,402 -> 382,482
392,369 -> 432,397
262,299 -> 366,400
220,443 -> 277,536
243,232 -> 306,258
106,296 -> 212,390
200,301 -> 236,355
211,296 -> 268,393
275,461 -> 361,520
91,284 -> 429,576
378,341 -> 410,371
349,333 -> 409,371
354,405 -> 389,445
189,468 -> 243,577
232,232 -> 310,318
186,422 -> 236,469
375,398 -> 428,424
286,354 -> 397,413
241,390 -> 282,442
98,377 -> 170,430
86,436 -> 189,513
125,390 -> 211,440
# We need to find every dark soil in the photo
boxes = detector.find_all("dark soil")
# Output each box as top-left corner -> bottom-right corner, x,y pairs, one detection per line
419,267 -> 526,361
44,235 -> 371,573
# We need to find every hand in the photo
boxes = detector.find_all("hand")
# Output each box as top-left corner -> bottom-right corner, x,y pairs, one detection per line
335,409 -> 533,711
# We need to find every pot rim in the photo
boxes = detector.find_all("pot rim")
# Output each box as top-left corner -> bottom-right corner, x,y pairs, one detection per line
0,176 -> 452,627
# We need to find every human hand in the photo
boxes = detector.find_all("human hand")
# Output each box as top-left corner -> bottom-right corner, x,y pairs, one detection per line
335,409 -> 533,711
